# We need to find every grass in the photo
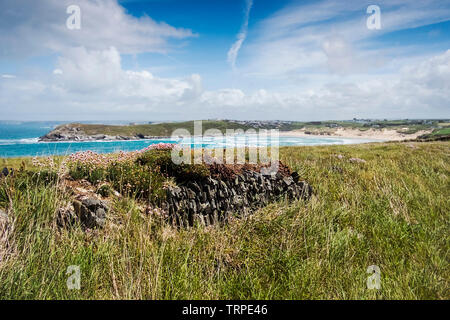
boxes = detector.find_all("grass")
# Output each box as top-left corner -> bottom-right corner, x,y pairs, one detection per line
64,120 -> 259,137
432,128 -> 450,136
0,141 -> 449,299
47,119 -> 444,138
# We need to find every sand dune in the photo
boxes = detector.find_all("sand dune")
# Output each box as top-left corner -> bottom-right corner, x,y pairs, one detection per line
280,128 -> 432,141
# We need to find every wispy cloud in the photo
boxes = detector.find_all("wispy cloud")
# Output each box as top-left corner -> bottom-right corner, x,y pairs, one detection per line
242,0 -> 450,77
227,0 -> 253,70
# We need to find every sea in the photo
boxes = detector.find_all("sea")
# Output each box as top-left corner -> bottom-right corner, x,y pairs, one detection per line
0,121 -> 378,158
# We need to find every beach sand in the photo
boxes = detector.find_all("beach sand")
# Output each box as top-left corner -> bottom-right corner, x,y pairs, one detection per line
279,128 -> 432,141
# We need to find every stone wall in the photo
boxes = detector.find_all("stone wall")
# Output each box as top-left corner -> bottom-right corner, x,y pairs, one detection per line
163,170 -> 312,226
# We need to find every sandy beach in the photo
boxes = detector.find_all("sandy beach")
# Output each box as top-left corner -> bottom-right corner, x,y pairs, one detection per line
279,128 -> 432,141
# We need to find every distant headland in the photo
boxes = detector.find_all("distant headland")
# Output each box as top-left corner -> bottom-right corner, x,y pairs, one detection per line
39,119 -> 449,142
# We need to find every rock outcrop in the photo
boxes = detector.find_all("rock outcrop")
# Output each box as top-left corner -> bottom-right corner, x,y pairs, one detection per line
40,124 -> 87,141
39,125 -> 121,142
58,198 -> 109,229
163,170 -> 312,227
1,167 -> 12,178
39,124 -> 170,142
57,163 -> 311,229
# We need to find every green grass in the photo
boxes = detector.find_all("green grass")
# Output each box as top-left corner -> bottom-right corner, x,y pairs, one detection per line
432,128 -> 450,136
65,120 -> 260,137
0,141 -> 449,299
46,119 -> 444,138
1,157 -> 32,169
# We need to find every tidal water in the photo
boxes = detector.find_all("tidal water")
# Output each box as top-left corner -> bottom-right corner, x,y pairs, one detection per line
0,121 -> 377,158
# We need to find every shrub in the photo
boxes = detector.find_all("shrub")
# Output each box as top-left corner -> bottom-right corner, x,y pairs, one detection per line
137,149 -> 209,183
106,160 -> 166,202
68,164 -> 105,183
64,144 -> 209,203
96,184 -> 112,197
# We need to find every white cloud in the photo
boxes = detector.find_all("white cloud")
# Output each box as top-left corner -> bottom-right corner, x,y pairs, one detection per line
0,0 -> 195,58
202,50 -> 450,119
402,49 -> 450,91
240,0 -> 450,78
0,0 -> 448,121
1,74 -> 16,79
56,47 -> 122,93
1,49 -> 449,120
52,47 -> 203,104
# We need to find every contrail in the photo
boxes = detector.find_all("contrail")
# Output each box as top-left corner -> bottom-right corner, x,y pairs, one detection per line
227,0 -> 253,70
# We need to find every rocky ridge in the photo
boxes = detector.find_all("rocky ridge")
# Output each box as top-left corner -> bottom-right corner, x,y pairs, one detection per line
56,166 -> 311,228
162,169 -> 311,227
39,124 -> 168,142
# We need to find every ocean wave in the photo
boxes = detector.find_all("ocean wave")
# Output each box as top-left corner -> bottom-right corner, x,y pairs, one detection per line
0,137 -> 39,145
0,134 -> 381,157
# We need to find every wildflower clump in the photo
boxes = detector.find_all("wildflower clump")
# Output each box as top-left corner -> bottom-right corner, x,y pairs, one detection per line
64,143 -> 177,203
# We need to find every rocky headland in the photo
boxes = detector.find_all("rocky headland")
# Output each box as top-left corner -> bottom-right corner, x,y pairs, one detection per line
39,119 -> 444,142
39,124 -> 164,141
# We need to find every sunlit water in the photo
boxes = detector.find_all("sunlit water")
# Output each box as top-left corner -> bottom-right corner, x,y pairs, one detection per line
0,121 -> 379,158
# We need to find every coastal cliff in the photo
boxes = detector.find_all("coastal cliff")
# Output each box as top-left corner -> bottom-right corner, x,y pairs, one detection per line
39,119 -> 444,142
39,123 -> 164,141
38,120 -> 292,142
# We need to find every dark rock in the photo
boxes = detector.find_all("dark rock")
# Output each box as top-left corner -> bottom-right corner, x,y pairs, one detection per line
210,199 -> 217,210
163,168 -> 311,226
169,186 -> 182,198
1,167 -> 9,177
187,189 -> 196,199
72,198 -> 109,229
283,177 -> 293,186
188,182 -> 202,193
219,181 -> 227,190
189,200 -> 197,213
91,134 -> 106,140
57,207 -> 78,228
82,198 -> 109,211
208,177 -> 218,186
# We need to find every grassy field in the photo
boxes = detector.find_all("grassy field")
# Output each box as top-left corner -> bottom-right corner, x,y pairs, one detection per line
47,119 -> 448,138
64,120 -> 259,136
0,141 -> 449,299
432,128 -> 450,136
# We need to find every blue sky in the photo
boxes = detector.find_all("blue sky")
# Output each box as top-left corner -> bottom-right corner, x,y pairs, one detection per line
0,0 -> 449,121
116,0 -> 292,87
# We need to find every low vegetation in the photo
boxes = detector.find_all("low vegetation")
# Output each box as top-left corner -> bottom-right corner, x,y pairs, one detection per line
47,118 -> 449,138
0,141 -> 448,299
61,120 -> 260,137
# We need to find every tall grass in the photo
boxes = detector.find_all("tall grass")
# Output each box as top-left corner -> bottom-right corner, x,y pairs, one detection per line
0,141 -> 448,299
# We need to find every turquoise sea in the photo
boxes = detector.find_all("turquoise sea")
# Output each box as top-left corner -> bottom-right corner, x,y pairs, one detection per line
0,121 -> 378,158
